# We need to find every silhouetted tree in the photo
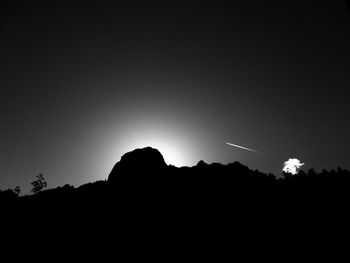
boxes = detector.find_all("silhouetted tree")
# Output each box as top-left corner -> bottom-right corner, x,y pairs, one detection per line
307,168 -> 316,177
281,171 -> 292,180
31,174 -> 47,194
14,186 -> 21,196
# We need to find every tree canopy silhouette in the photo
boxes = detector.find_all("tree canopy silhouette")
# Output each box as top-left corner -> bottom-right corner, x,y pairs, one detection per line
31,174 -> 47,194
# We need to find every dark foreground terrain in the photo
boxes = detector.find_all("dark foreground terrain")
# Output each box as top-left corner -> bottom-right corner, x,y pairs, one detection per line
2,147 -> 349,258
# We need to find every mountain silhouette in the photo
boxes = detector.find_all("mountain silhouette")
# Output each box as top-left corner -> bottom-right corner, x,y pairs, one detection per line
2,146 -> 350,253
2,147 -> 349,206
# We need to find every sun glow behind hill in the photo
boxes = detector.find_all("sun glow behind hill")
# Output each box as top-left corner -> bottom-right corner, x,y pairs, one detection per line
84,104 -> 229,186
100,117 -> 201,169
123,138 -> 186,167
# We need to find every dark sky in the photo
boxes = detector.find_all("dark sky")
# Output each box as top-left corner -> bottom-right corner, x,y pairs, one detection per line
2,1 -> 350,193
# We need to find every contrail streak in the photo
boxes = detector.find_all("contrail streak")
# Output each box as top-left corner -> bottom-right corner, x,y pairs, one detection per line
226,142 -> 262,154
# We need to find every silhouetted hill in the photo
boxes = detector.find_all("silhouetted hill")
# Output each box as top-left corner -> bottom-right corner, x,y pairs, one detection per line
2,147 -> 350,254
2,147 -> 350,209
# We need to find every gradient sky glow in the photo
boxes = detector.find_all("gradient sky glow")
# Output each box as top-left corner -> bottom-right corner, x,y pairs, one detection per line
1,1 -> 350,194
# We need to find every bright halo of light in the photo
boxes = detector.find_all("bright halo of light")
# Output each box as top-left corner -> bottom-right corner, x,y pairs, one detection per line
105,120 -> 197,168
126,137 -> 186,167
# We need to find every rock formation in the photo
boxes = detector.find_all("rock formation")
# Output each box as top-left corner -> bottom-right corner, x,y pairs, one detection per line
108,147 -> 168,185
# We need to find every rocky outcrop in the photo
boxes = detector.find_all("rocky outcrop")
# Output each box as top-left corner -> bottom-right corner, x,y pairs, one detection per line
108,147 -> 168,185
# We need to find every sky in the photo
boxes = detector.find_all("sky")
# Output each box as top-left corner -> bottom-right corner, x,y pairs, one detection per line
1,1 -> 350,194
